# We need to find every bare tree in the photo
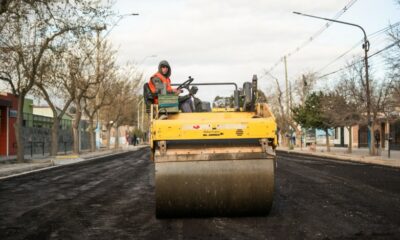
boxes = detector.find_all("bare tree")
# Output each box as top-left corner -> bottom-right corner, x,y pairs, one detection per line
0,0 -> 48,15
0,1 -> 112,161
266,71 -> 317,149
320,91 -> 361,153
386,20 -> 400,106
0,0 -> 10,15
101,80 -> 129,149
83,39 -> 117,152
294,72 -> 317,106
265,77 -> 290,147
67,41 -> 104,154
338,59 -> 392,155
34,50 -> 74,156
100,68 -> 141,149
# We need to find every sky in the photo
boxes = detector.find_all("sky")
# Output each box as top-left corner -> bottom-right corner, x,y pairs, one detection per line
106,0 -> 400,102
1,1 -> 397,103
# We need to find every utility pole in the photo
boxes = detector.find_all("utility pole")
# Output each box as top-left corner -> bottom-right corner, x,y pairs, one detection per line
284,55 -> 292,148
284,56 -> 289,117
289,81 -> 293,118
363,37 -> 372,154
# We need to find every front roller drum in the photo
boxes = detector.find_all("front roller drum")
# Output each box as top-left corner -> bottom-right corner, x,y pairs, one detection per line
155,159 -> 274,218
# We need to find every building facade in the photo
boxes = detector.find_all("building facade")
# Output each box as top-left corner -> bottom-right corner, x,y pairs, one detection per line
0,93 -> 36,157
332,121 -> 400,150
0,93 -> 18,156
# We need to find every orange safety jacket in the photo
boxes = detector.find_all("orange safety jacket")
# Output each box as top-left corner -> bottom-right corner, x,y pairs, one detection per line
148,72 -> 173,104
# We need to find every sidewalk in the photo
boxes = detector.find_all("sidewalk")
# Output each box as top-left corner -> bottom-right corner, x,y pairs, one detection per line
0,145 -> 147,179
278,145 -> 400,168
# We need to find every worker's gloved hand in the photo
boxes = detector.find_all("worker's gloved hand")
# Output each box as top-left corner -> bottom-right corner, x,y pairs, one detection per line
173,88 -> 183,95
189,86 -> 198,96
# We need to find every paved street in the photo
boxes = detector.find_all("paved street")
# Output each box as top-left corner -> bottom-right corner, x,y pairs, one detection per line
1,148 -> 400,240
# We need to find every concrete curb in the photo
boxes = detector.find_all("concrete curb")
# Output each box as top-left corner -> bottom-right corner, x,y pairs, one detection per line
277,149 -> 400,169
0,146 -> 148,181
0,163 -> 54,178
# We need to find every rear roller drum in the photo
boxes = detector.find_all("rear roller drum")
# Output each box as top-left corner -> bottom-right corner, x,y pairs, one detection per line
155,159 -> 275,218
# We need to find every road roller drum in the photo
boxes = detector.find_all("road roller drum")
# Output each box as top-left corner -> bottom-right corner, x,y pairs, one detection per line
155,159 -> 274,217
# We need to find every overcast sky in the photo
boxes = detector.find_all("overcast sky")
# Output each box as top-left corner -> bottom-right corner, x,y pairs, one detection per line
108,1 -> 399,101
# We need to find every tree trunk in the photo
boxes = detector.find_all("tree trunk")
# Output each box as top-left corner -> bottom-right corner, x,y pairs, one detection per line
295,130 -> 301,147
106,126 -> 111,149
325,128 -> 331,152
369,123 -> 376,156
347,126 -> 352,153
115,126 -> 119,149
88,116 -> 95,152
50,118 -> 59,156
280,130 -> 288,147
15,95 -> 25,162
72,126 -> 79,154
72,105 -> 82,154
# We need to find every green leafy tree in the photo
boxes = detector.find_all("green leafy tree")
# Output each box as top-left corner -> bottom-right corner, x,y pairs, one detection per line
292,92 -> 333,151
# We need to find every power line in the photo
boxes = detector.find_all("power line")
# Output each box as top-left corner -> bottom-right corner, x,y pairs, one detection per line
316,39 -> 400,79
315,21 -> 400,74
288,21 -> 399,81
264,0 -> 358,75
369,40 -> 400,58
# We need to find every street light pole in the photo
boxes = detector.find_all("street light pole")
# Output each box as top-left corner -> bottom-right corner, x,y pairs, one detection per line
87,13 -> 139,59
293,11 -> 372,154
102,13 -> 139,40
139,55 -> 157,65
139,55 -> 157,86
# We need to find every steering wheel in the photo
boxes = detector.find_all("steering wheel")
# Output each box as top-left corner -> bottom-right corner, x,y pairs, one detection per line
177,76 -> 194,90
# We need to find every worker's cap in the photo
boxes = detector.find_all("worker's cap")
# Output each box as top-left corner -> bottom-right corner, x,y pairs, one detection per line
159,60 -> 170,68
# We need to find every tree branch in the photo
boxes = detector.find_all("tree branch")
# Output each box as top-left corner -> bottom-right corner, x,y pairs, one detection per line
0,71 -> 17,95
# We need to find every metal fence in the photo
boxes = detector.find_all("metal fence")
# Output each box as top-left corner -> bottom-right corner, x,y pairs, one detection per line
20,127 -> 75,156
16,126 -> 90,156
23,113 -> 72,129
6,114 -> 91,156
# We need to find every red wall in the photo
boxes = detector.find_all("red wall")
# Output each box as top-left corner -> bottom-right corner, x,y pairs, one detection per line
0,106 -> 7,155
0,93 -> 18,156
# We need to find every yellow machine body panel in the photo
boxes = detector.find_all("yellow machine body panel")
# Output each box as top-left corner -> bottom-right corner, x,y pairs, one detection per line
151,112 -> 277,142
211,107 -> 238,112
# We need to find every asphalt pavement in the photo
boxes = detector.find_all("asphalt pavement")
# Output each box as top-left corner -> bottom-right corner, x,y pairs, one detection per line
0,148 -> 399,240
278,146 -> 400,168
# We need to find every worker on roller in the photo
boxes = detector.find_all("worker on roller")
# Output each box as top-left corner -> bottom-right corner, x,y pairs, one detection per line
146,60 -> 199,112
147,60 -> 180,104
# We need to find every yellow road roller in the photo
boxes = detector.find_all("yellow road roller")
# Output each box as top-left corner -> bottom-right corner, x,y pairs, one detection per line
145,75 -> 277,217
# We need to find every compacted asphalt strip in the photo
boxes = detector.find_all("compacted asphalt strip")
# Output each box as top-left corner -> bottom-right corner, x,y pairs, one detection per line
0,148 -> 399,240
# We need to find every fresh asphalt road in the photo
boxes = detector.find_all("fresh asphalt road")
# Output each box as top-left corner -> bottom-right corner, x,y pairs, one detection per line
0,148 -> 399,240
